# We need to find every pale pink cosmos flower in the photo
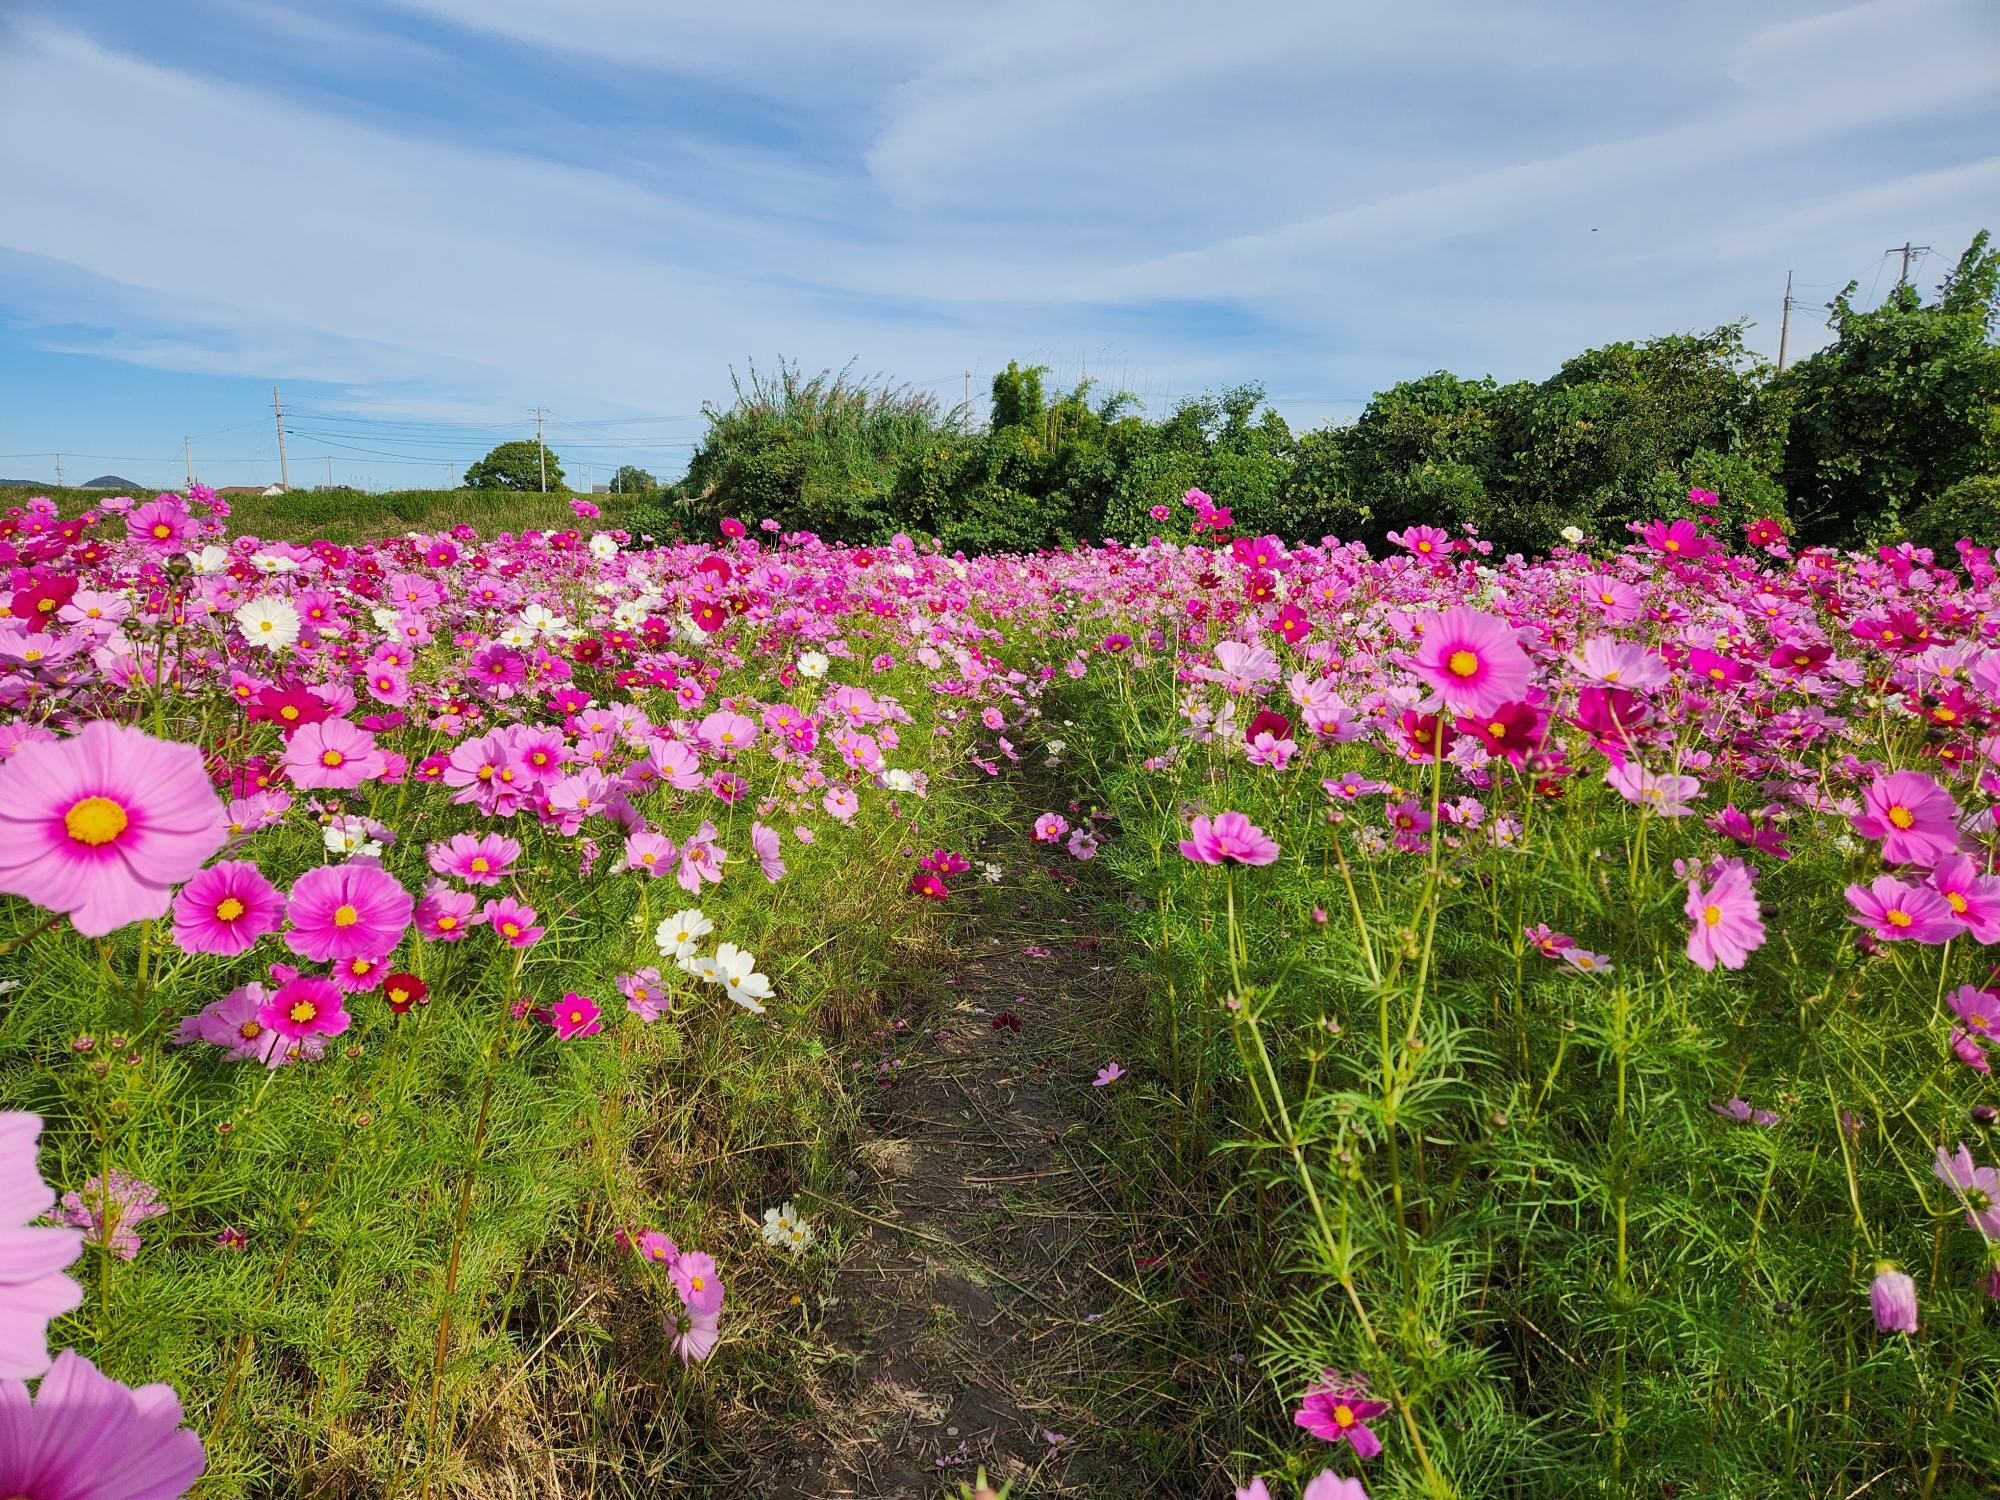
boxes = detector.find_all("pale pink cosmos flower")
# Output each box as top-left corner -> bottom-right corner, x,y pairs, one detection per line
58,1171 -> 166,1261
750,821 -> 786,882
1605,763 -> 1701,816
1572,636 -> 1668,691
0,720 -> 225,937
624,830 -> 679,877
1934,1143 -> 2000,1239
0,1113 -> 83,1378
0,1349 -> 206,1496
1180,812 -> 1280,866
677,824 -> 725,894
1685,860 -> 1765,971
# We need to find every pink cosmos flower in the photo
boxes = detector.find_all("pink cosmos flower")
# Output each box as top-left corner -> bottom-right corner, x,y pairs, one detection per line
173,982 -> 308,1068
1927,855 -> 2000,941
1033,813 -> 1070,843
1093,1062 -> 1125,1087
1302,1477 -> 1369,1500
427,831 -> 520,886
1295,1371 -> 1388,1460
58,1171 -> 166,1261
1407,608 -> 1531,716
0,1349 -> 205,1497
0,720 -> 225,937
624,830 -> 678,877
1685,861 -> 1765,971
1845,875 -> 1960,943
415,882 -> 477,941
1180,812 -> 1280,866
549,992 -> 602,1038
170,859 -> 285,956
285,860 -> 413,963
676,824 -> 725,895
750,821 -> 786,882
620,969 -> 667,1022
1605,763 -> 1701,816
1934,1143 -> 2000,1239
281,718 -> 386,791
1851,770 -> 1960,866
480,896 -> 543,947
259,975 -> 350,1041
672,1250 -> 724,1316
670,1305 -> 720,1363
0,1113 -> 83,1378
1871,1266 -> 1918,1333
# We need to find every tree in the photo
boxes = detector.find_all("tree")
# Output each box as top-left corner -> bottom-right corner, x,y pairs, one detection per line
464,440 -> 562,493
610,465 -> 658,494
1779,230 -> 2000,545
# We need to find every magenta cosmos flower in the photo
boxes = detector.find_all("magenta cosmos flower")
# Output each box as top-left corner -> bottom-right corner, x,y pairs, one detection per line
1180,812 -> 1280,866
1684,861 -> 1765,971
285,860 -> 413,963
0,1349 -> 205,1498
0,721 -> 226,937
281,718 -> 387,792
0,1113 -> 83,1379
258,974 -> 350,1040
1850,769 -> 1960,866
1408,607 -> 1532,716
549,992 -> 602,1039
1845,875 -> 1959,943
170,859 -> 284,956
1295,1372 -> 1388,1460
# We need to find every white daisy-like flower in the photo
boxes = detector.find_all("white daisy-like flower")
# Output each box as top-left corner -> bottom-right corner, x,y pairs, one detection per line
686,951 -> 724,986
714,942 -> 772,1013
1560,525 -> 1585,544
880,768 -> 916,793
796,650 -> 829,679
655,908 -> 713,961
371,606 -> 402,631
980,861 -> 1003,884
761,1201 -> 804,1248
184,545 -> 231,575
323,818 -> 383,859
250,551 -> 300,575
588,532 -> 618,561
234,596 -> 301,652
498,624 -> 536,649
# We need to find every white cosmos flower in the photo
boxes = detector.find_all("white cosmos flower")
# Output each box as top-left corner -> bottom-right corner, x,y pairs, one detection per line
715,942 -> 772,1013
323,818 -> 383,858
762,1202 -> 813,1253
980,861 -> 1003,884
589,532 -> 618,561
655,908 -> 713,961
686,951 -> 723,986
1560,525 -> 1585,544
498,624 -> 536,649
796,650 -> 829,679
185,545 -> 230,575
250,552 -> 300,574
234,597 -> 301,651
611,601 -> 649,629
371,607 -> 402,631
880,768 -> 916,793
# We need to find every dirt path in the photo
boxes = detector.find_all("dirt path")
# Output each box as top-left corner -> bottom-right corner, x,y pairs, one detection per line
748,813 -> 1137,1498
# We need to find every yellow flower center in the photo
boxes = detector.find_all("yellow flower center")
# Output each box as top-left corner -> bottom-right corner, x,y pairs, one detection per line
351,959 -> 373,975
470,857 -> 489,872
238,1021 -> 262,1040
64,796 -> 129,845
321,750 -> 345,768
1446,649 -> 1479,678
280,705 -> 299,720
1334,1404 -> 1355,1428
1948,892 -> 1968,914
1664,538 -> 1680,552
437,915 -> 459,931
151,523 -> 172,538
501,921 -> 521,938
1886,909 -> 1912,928
333,904 -> 360,927
1887,805 -> 1915,830
215,897 -> 246,922
1703,904 -> 1722,927
288,1000 -> 318,1024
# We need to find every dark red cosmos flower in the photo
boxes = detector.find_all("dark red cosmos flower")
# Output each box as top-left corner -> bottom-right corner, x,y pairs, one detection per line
1457,700 -> 1543,763
908,870 -> 950,901
691,601 -> 727,633
382,974 -> 429,1014
992,1012 -> 1022,1032
1245,710 -> 1293,745
249,684 -> 332,733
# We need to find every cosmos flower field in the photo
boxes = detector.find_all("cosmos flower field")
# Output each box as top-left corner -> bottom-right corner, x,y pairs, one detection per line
1,482 -> 1998,1497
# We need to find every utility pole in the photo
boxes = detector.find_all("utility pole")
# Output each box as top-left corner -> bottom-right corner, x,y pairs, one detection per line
1777,270 -> 1794,373
1886,242 -> 1931,289
534,406 -> 547,492
272,384 -> 290,490
184,436 -> 194,489
964,369 -> 972,405
326,457 -> 334,488
54,452 -> 62,487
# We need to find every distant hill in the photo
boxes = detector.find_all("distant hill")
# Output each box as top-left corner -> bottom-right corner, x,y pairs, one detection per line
82,475 -> 141,490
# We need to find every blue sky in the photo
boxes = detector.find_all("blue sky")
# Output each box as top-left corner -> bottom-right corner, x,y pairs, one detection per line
0,0 -> 1995,492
